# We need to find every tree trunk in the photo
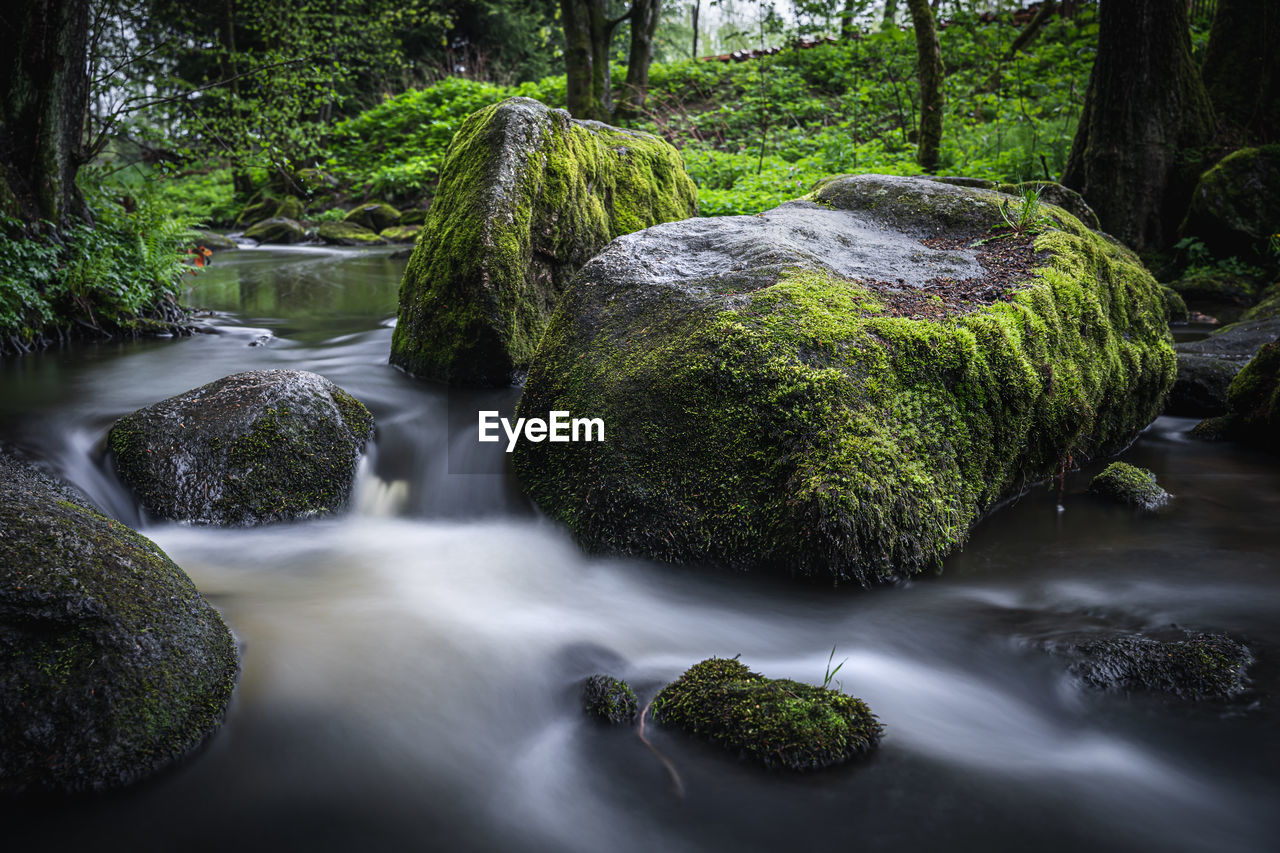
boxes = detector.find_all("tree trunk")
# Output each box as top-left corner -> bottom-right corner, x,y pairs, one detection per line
620,0 -> 662,116
905,0 -> 944,172
1201,0 -> 1280,143
1004,0 -> 1056,60
882,0 -> 898,30
691,0 -> 700,58
1062,0 -> 1216,251
0,0 -> 92,231
562,0 -> 612,121
217,0 -> 254,200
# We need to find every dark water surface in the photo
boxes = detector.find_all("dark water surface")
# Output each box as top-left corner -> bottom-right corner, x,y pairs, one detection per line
2,246 -> 1277,852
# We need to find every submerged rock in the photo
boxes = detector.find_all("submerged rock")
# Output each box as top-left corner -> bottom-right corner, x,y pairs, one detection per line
343,202 -> 401,232
0,452 -> 238,792
243,217 -> 306,245
1089,462 -> 1170,510
109,370 -> 374,525
1051,631 -> 1252,701
582,674 -> 638,724
390,97 -> 699,386
651,658 -> 881,771
318,220 -> 385,246
514,174 -> 1174,584
1182,145 -> 1280,260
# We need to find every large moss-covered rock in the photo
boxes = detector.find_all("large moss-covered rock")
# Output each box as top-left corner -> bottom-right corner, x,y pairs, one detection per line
1195,339 -> 1280,447
343,202 -> 401,232
390,97 -> 700,386
1241,283 -> 1280,322
651,658 -> 882,771
1182,145 -> 1280,258
1167,353 -> 1242,416
243,217 -> 306,245
0,452 -> 238,793
234,195 -> 304,228
1168,267 -> 1260,306
514,175 -> 1175,584
318,220 -> 385,246
109,370 -> 374,525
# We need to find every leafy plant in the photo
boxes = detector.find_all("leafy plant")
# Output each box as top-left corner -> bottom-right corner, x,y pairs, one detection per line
822,644 -> 848,691
998,184 -> 1053,236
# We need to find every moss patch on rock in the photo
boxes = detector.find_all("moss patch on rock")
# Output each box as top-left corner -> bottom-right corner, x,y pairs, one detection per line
651,658 -> 882,771
1169,267 -> 1260,306
390,97 -> 699,386
1089,462 -> 1170,510
344,202 -> 401,232
244,217 -> 306,245
582,674 -> 638,724
1182,145 -> 1280,259
318,220 -> 385,246
379,224 -> 421,243
0,452 -> 238,793
1195,338 -> 1280,447
109,370 -> 375,525
514,175 -> 1175,584
1055,631 -> 1252,701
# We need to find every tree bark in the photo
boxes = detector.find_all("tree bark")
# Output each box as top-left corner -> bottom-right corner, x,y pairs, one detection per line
620,0 -> 662,116
562,0 -> 612,121
1201,0 -> 1280,144
0,0 -> 92,230
905,0 -> 944,172
691,0 -> 700,58
1062,0 -> 1216,251
882,0 -> 898,31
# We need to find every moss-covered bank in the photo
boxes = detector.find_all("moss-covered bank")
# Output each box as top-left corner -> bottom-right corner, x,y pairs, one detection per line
110,370 -> 374,525
389,97 -> 699,386
514,175 -> 1175,584
0,452 -> 238,793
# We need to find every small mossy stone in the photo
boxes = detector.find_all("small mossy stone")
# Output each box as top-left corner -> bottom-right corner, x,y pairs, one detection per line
318,220 -> 385,246
344,202 -> 401,232
0,451 -> 239,793
1169,267 -> 1260,306
514,174 -> 1175,583
379,224 -> 421,243
109,370 -> 374,525
1182,145 -> 1280,259
1089,462 -> 1170,510
582,674 -> 638,724
1176,316 -> 1280,361
1055,631 -> 1252,701
243,217 -> 306,245
390,97 -> 700,387
651,658 -> 882,771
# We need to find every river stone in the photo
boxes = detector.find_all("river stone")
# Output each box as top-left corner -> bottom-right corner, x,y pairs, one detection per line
582,674 -> 638,724
109,370 -> 374,526
379,224 -> 421,243
1194,339 -> 1280,447
651,658 -> 882,771
1182,145 -> 1280,259
243,217 -> 305,245
0,451 -> 238,793
389,97 -> 700,386
191,230 -> 238,251
1167,353 -> 1242,416
1088,462 -> 1170,510
318,220 -> 385,246
514,174 -> 1175,584
343,202 -> 401,232
1052,630 -> 1252,701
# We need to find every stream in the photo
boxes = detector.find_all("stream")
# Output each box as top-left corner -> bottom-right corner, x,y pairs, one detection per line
2,245 -> 1278,852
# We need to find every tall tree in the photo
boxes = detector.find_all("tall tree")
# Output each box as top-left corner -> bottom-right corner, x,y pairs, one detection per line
0,0 -> 92,230
1200,0 -> 1280,144
620,0 -> 662,115
905,0 -> 943,171
562,0 -> 613,121
1062,0 -> 1215,251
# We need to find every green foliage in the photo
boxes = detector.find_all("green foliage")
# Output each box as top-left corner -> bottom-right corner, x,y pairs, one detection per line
0,170 -> 198,352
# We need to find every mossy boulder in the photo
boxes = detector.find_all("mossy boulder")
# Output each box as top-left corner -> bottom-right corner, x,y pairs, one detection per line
343,202 -> 401,232
1169,267 -> 1260,306
1161,286 -> 1188,324
318,220 -> 385,246
234,195 -> 304,228
1167,353 -> 1242,416
1182,145 -> 1280,259
275,196 -> 304,221
1195,339 -> 1280,447
400,208 -> 428,225
1241,283 -> 1280,322
1088,462 -> 1170,510
997,180 -> 1101,231
0,452 -> 238,793
109,370 -> 374,526
582,674 -> 638,724
1051,631 -> 1252,701
514,175 -> 1175,584
243,217 -> 306,245
390,97 -> 700,386
651,658 -> 882,771
379,224 -> 421,243
191,230 -> 238,251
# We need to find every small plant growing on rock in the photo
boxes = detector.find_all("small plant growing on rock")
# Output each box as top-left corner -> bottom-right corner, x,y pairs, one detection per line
582,674 -> 638,724
998,183 -> 1054,237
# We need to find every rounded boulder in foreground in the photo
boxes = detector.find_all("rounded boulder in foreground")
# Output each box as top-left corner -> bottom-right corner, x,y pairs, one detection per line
0,452 -> 238,793
109,369 -> 374,525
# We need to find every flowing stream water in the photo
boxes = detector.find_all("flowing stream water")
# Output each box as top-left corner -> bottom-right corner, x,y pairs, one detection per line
2,246 -> 1278,852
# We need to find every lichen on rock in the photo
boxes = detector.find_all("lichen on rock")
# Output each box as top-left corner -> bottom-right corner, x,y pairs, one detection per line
1089,462 -> 1170,510
514,174 -> 1175,584
109,370 -> 374,525
389,97 -> 699,386
651,657 -> 882,771
0,451 -> 238,793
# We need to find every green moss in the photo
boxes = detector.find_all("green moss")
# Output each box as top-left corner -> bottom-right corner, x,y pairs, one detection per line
379,224 -> 422,243
1201,339 -> 1280,447
244,217 -> 304,244
1169,266 -> 1260,305
515,184 -> 1175,583
343,202 -> 401,232
1241,284 -> 1280,322
389,97 -> 699,386
1067,633 -> 1251,700
1161,286 -> 1189,323
1089,462 -> 1170,510
318,220 -> 384,245
582,674 -> 638,724
651,658 -> 882,771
